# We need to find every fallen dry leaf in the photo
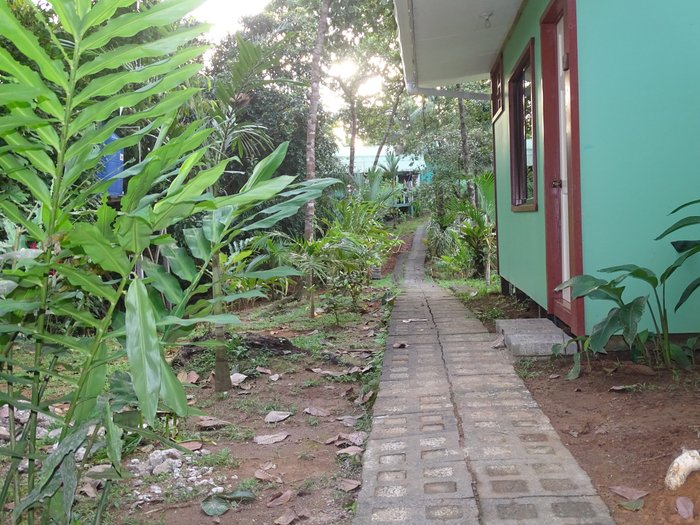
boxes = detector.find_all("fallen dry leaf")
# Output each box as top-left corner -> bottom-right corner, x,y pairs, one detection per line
179,441 -> 203,451
336,446 -> 363,457
260,461 -> 277,470
230,373 -> 248,386
269,374 -> 280,381
355,391 -> 374,405
340,387 -> 354,398
196,416 -> 231,431
255,469 -> 283,484
609,384 -> 638,392
337,478 -> 361,492
256,367 -> 272,375
548,374 -> 560,379
254,432 -> 290,445
304,407 -> 330,417
274,508 -> 298,525
490,335 -> 505,348
336,416 -> 358,427
402,318 -> 427,323
609,485 -> 649,501
267,489 -> 295,507
345,431 -> 368,446
265,411 -> 292,424
366,330 -> 375,337
79,479 -> 101,498
347,366 -> 362,375
677,496 -> 694,519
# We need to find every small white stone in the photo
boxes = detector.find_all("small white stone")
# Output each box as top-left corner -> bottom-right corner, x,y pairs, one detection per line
149,485 -> 162,495
210,486 -> 224,494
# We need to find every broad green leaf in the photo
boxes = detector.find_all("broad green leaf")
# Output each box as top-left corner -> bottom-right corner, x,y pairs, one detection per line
618,297 -> 647,347
237,267 -> 302,280
125,280 -> 161,426
12,473 -> 62,520
661,245 -> 700,284
676,276 -> 700,311
52,1 -> 81,38
0,3 -> 69,91
0,48 -> 63,118
141,259 -> 184,304
556,274 -> 605,296
566,351 -> 581,380
74,45 -> 207,107
201,495 -> 230,517
0,155 -> 52,207
669,198 -> 700,215
82,0 -> 207,51
73,345 -> 109,424
96,199 -> 118,241
116,214 -> 153,254
155,160 -> 227,214
0,299 -> 40,316
69,63 -> 203,136
81,0 -> 138,34
160,244 -> 197,281
210,290 -> 267,305
166,148 -> 207,196
183,228 -> 211,261
670,344 -> 692,370
600,264 -> 658,289
71,223 -> 130,276
158,314 -> 240,327
66,89 -> 199,164
0,280 -> 18,296
0,84 -> 43,104
51,303 -> 101,329
589,308 -> 621,353
150,202 -> 197,232
241,142 -> 288,192
220,489 -> 255,502
103,403 -> 123,473
55,266 -> 118,303
0,200 -> 44,241
619,499 -> 644,511
1,131 -> 56,177
59,453 -> 78,523
36,423 -> 91,493
213,176 -> 296,210
158,357 -> 188,417
31,333 -> 89,354
656,216 -> 700,240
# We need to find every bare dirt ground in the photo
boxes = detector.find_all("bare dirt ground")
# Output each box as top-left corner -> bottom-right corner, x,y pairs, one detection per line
522,358 -> 700,525
464,291 -> 700,524
98,237 -> 416,525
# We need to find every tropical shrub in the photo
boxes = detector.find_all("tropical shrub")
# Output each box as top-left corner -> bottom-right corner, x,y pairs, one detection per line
0,1 -> 335,521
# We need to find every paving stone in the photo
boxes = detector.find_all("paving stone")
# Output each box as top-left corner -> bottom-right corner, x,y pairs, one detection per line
354,497 -> 480,524
495,318 -> 564,334
479,496 -> 614,524
353,226 -> 612,525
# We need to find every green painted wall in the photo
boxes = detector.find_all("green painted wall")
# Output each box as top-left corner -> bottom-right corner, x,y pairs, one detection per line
576,1 -> 700,333
495,0 -> 551,309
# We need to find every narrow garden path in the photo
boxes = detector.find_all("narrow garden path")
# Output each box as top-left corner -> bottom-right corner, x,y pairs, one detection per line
354,227 -> 615,524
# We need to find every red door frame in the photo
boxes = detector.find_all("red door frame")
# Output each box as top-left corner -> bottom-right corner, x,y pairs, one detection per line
540,0 -> 585,335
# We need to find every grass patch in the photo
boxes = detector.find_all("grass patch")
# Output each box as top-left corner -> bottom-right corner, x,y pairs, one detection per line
193,448 -> 240,469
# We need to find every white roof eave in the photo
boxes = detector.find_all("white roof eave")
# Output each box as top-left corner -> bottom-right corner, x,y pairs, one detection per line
394,0 -> 523,90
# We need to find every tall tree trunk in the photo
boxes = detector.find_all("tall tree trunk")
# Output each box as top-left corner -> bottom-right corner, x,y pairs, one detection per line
372,83 -> 405,170
348,98 -> 357,178
212,254 -> 232,392
457,85 -> 476,207
304,0 -> 332,242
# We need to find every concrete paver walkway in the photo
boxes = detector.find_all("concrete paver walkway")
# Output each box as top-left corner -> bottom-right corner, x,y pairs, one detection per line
354,227 -> 614,524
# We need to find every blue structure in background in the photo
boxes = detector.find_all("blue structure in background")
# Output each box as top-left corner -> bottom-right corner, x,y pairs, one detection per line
96,133 -> 124,197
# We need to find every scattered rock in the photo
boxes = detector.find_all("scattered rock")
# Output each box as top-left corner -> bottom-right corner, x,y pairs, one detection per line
0,427 -> 10,441
338,478 -> 361,492
254,432 -> 289,445
267,489 -> 295,507
304,407 -> 330,417
196,416 -> 231,431
265,411 -> 292,423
